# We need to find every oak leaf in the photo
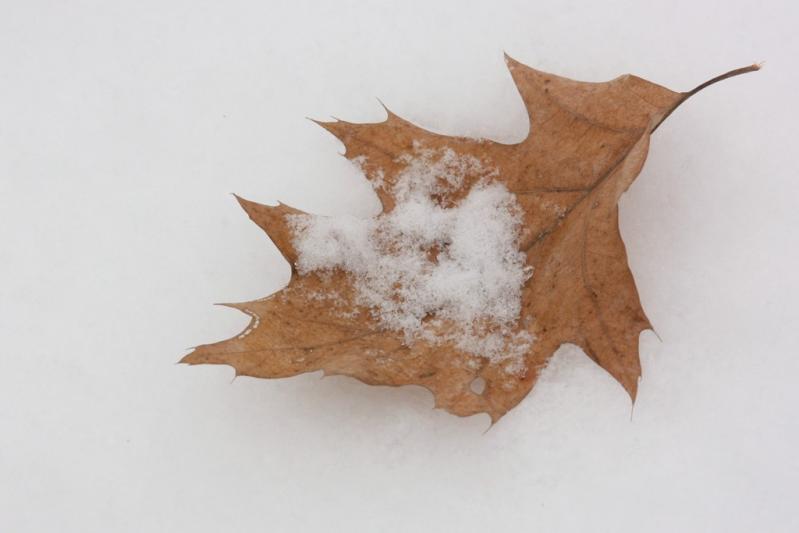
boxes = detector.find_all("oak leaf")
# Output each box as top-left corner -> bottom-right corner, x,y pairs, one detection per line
182,56 -> 758,422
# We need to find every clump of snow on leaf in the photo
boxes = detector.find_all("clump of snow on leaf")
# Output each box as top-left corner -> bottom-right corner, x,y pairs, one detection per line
288,145 -> 534,369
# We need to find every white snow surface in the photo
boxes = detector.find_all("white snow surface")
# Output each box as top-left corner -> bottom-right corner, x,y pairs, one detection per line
1,2 -> 797,533
288,146 -> 533,365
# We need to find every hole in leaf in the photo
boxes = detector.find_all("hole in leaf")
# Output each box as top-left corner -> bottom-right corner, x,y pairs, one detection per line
469,377 -> 486,395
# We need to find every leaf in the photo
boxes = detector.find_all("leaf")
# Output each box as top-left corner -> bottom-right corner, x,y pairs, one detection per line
182,56 -> 758,422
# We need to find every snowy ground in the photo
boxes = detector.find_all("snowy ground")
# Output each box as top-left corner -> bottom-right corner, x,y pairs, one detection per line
1,1 -> 797,532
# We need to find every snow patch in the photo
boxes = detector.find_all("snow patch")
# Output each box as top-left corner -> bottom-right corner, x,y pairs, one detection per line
288,145 -> 534,369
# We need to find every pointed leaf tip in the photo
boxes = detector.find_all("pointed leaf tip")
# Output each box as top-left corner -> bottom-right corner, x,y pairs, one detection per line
375,97 -> 400,122
234,195 -> 303,264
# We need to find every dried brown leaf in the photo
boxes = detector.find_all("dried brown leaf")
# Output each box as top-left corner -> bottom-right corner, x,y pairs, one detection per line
182,56 -> 758,422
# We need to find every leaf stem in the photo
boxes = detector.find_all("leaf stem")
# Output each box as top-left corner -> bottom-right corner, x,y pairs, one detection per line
651,63 -> 761,132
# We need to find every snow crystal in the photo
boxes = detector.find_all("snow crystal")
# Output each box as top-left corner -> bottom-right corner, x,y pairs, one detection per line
288,144 -> 534,369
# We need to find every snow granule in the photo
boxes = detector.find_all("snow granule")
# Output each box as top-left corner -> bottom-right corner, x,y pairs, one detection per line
288,144 -> 534,370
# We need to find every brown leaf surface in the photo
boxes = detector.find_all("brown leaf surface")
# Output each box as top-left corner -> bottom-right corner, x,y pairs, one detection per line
182,56 -> 758,422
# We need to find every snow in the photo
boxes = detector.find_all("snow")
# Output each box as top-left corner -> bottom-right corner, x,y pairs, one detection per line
288,144 -> 533,367
1,2 -> 797,533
